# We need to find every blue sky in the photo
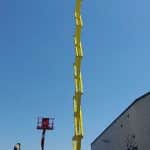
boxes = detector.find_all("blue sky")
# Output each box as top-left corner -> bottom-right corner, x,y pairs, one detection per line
0,0 -> 150,149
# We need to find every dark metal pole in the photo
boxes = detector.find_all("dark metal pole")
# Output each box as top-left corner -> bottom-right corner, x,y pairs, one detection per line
14,143 -> 21,150
41,129 -> 46,150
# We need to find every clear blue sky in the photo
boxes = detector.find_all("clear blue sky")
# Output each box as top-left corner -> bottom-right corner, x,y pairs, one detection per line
0,0 -> 150,149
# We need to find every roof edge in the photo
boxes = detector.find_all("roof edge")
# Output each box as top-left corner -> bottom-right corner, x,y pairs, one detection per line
91,91 -> 150,145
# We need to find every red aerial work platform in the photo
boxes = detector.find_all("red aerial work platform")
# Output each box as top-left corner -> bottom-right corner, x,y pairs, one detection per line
37,117 -> 54,150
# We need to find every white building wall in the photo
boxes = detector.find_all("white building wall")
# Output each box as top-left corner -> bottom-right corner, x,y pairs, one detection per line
91,93 -> 150,150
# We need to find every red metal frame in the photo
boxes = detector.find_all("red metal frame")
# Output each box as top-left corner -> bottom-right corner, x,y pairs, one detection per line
37,117 -> 54,130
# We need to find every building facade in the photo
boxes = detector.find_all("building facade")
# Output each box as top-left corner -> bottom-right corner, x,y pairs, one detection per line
91,92 -> 150,150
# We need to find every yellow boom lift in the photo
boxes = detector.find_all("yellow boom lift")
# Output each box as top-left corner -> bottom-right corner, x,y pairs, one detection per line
72,0 -> 84,150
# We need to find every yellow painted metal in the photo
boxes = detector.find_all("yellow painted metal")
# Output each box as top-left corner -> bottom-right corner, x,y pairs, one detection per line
72,0 -> 84,150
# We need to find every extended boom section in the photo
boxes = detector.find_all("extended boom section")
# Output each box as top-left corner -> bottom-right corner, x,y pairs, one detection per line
72,0 -> 84,150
